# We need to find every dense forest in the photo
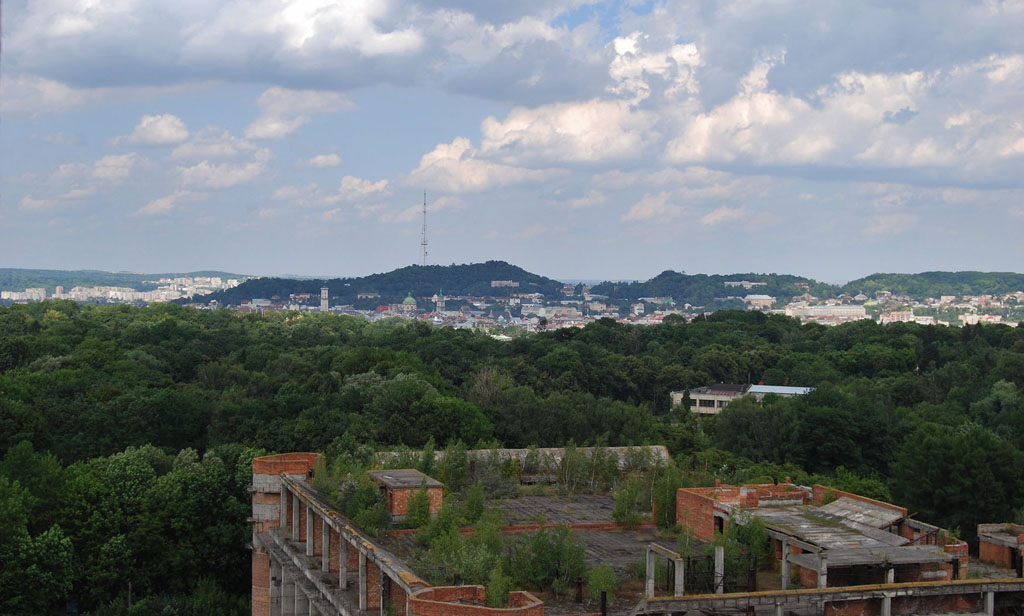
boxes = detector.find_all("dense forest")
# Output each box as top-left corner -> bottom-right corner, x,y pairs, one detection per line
1,301 -> 1023,613
842,271 -> 1024,298
0,269 -> 243,294
590,271 -> 835,305
191,261 -> 566,306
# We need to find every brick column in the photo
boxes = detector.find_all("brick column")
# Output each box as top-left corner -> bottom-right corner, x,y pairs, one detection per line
359,552 -> 368,611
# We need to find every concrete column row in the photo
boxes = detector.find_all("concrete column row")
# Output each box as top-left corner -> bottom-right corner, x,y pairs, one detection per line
279,482 -> 384,614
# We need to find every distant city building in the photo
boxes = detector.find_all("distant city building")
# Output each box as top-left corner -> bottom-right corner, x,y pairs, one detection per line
743,294 -> 775,310
390,293 -> 418,315
320,287 -> 329,313
671,383 -> 814,415
357,292 -> 380,300
724,280 -> 767,289
490,280 -> 519,288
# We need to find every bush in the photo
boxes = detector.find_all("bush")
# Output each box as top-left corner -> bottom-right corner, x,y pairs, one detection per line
404,483 -> 432,529
587,563 -> 616,602
486,564 -> 512,608
612,477 -> 646,525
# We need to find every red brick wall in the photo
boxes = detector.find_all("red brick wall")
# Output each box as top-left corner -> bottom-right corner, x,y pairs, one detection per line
811,485 -> 907,517
313,515 -> 323,557
388,487 -> 444,516
329,530 -> 340,574
252,452 -> 323,476
825,593 -> 982,616
677,489 -> 717,541
941,539 -> 969,575
979,540 -> 1014,568
251,550 -> 270,616
392,582 -> 408,616
367,560 -> 382,610
298,501 -> 307,543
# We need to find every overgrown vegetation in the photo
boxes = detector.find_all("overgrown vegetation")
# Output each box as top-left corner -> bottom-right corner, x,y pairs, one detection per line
1,301 -> 1023,611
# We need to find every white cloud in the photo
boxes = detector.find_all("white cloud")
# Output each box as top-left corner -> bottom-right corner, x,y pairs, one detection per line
865,212 -> 920,236
245,87 -> 355,139
0,74 -> 106,113
700,205 -> 747,227
134,190 -> 208,217
622,192 -> 686,222
113,114 -> 189,146
479,100 -> 654,165
564,190 -> 606,209
92,153 -> 141,181
172,128 -> 257,159
409,137 -> 564,192
18,196 -> 59,211
380,195 -> 462,223
300,153 -> 344,168
271,175 -> 389,207
180,149 -> 271,188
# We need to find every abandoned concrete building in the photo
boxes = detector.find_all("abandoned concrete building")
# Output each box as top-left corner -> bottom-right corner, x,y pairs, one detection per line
671,384 -> 814,415
979,524 -> 1024,577
251,452 -> 1024,616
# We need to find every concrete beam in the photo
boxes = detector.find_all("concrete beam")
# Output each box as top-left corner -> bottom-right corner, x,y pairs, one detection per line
281,569 -> 296,616
280,488 -> 288,531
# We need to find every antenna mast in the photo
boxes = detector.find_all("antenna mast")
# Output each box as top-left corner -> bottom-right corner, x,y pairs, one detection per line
420,190 -> 429,266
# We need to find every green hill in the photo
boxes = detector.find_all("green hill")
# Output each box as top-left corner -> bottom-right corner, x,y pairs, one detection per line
842,271 -> 1024,298
0,268 -> 245,294
191,261 -> 565,305
590,271 -> 838,305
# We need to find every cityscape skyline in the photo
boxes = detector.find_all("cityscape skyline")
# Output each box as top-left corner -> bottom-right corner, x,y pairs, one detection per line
3,1 -> 1023,281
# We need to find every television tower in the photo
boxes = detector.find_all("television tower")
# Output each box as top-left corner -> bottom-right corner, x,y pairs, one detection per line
420,190 -> 429,266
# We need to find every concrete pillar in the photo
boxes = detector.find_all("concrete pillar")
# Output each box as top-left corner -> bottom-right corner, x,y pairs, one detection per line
280,488 -> 289,532
886,567 -> 895,584
281,570 -> 296,616
321,520 -> 330,572
881,592 -> 892,616
340,536 -> 348,590
780,539 -> 790,590
380,568 -> 388,616
359,552 -> 368,611
645,547 -> 656,598
270,560 -> 282,616
294,588 -> 309,616
715,545 -> 725,595
817,553 -> 828,589
774,603 -> 783,616
309,601 -> 320,616
292,493 -> 300,541
306,506 -> 315,557
673,557 -> 685,595
984,590 -> 994,616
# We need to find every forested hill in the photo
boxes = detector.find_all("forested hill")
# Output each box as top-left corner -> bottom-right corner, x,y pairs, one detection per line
590,271 -> 838,304
842,271 -> 1024,297
0,268 -> 244,293
193,261 -> 565,305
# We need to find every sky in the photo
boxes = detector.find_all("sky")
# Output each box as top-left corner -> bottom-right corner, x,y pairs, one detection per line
2,0 -> 1023,283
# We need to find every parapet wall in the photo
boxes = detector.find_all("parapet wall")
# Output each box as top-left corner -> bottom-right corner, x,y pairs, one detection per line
408,586 -> 543,616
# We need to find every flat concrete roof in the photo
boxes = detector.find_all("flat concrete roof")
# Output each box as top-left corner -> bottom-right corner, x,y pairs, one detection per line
750,497 -> 908,551
788,546 -> 952,569
366,469 -> 443,490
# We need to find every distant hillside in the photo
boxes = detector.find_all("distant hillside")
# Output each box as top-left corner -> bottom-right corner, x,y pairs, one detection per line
590,271 -> 838,305
842,271 -> 1024,298
191,261 -> 566,305
0,268 -> 244,294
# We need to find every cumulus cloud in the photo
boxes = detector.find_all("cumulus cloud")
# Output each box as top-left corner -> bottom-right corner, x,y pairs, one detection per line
409,137 -> 564,192
300,153 -> 344,168
479,100 -> 653,165
622,192 -> 686,222
245,87 -> 355,139
380,195 -> 462,223
180,149 -> 271,188
700,205 -> 747,227
172,128 -> 257,159
271,175 -> 389,207
134,190 -> 208,217
865,212 -> 920,236
112,114 -> 189,146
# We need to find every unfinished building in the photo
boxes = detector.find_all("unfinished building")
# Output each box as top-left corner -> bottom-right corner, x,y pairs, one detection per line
676,480 -> 969,589
979,524 -> 1024,577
